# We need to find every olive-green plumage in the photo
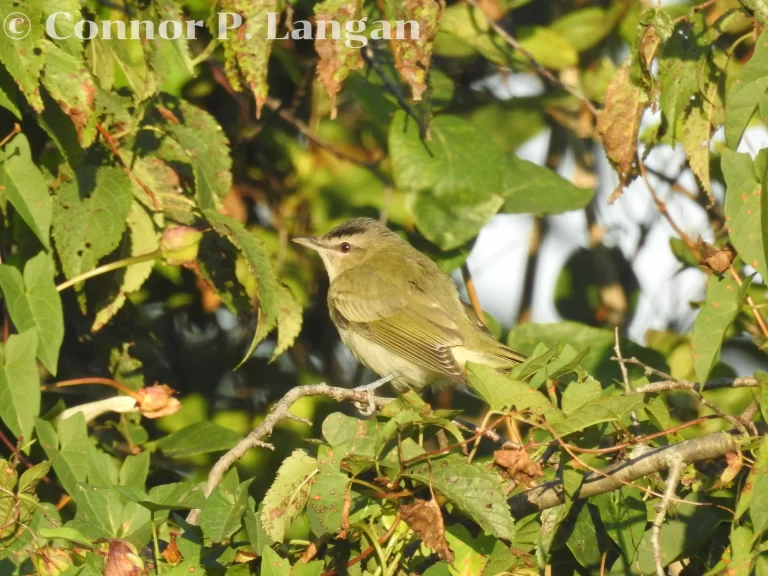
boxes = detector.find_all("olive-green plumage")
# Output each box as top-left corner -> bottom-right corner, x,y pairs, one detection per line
293,218 -> 526,392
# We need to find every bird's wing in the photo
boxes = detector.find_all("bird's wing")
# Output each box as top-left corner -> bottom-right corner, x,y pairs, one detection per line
329,265 -> 465,382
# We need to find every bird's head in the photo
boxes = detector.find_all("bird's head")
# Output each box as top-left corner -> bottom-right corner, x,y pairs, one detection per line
292,217 -> 399,280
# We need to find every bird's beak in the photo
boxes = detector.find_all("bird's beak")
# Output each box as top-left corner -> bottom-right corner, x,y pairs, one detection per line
292,236 -> 321,251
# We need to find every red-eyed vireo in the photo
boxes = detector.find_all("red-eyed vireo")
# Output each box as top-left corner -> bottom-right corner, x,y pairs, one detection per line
293,218 -> 526,393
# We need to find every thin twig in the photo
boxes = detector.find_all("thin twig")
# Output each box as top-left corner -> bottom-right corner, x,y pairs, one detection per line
614,328 -> 641,435
96,123 -> 159,210
186,382 -> 392,525
617,356 -> 751,436
638,160 -> 701,259
461,263 -> 485,326
465,0 -> 598,117
0,123 -> 21,148
651,455 -> 685,576
728,264 -> 768,340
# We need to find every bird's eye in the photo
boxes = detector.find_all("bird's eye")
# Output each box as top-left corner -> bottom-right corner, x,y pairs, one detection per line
340,242 -> 352,253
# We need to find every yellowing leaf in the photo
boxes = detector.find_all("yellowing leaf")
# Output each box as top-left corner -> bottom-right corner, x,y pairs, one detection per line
261,450 -> 318,542
314,0 -> 364,117
597,62 -> 646,202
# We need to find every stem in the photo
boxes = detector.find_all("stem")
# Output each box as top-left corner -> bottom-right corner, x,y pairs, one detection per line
355,523 -> 389,576
151,513 -> 161,575
57,249 -> 161,292
43,377 -> 139,399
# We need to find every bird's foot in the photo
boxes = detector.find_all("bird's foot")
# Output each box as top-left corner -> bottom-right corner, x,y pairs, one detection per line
353,373 -> 397,416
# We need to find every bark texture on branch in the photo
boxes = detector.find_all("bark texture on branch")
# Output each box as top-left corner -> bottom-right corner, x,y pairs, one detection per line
508,432 -> 738,518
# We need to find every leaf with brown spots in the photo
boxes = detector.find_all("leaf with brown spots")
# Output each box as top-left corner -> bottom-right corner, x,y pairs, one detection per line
401,497 -> 454,562
218,0 -> 280,117
722,149 -> 768,281
307,466 -> 349,537
692,274 -> 748,384
493,448 -> 543,488
380,0 -> 445,101
597,62 -> 646,203
261,450 -> 319,542
314,0 -> 364,118
683,98 -> 714,207
41,40 -> 97,147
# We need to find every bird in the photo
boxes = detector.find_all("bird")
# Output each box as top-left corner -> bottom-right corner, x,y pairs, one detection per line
292,217 -> 526,394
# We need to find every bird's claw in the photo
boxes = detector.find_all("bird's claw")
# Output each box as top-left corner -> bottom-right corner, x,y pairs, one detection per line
353,373 -> 397,416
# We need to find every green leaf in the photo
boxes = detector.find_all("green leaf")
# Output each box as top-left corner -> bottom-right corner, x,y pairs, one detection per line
725,29 -> 768,148
87,446 -> 119,487
245,499 -> 273,552
118,450 -> 150,490
444,523 -> 496,575
549,394 -> 646,437
144,0 -> 194,86
692,274 -> 747,383
550,6 -> 619,52
722,149 -> 768,281
70,482 -> 123,539
0,252 -> 64,374
466,362 -> 556,417
565,503 -> 603,568
0,330 -> 40,445
307,467 -> 348,537
0,65 -> 21,118
38,526 -> 93,548
658,21 -> 706,141
0,0 -> 44,110
52,165 -> 133,282
157,421 -> 242,458
162,99 -> 232,210
631,494 -> 724,574
40,40 -> 96,147
751,435 -> 768,534
200,469 -> 253,543
390,111 -> 505,250
261,547 -> 291,576
36,413 -> 89,498
18,461 -> 49,494
500,154 -> 594,215
0,134 -> 52,247
759,371 -> 768,425
403,454 -> 515,540
516,26 -> 578,69
507,321 -> 667,383
593,488 -> 646,564
204,210 -> 284,366
561,378 -> 602,414
92,201 -> 159,332
261,450 -> 319,543
292,561 -> 323,576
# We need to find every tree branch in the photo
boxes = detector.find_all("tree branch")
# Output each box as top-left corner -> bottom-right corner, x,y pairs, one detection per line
186,383 -> 392,525
508,432 -> 737,518
651,455 -> 685,576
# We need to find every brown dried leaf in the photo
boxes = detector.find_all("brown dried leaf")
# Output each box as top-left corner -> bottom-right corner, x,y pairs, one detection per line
104,540 -> 146,576
314,0 -> 364,117
598,62 -> 646,204
219,0 -> 280,117
696,237 -> 735,274
400,497 -> 454,562
380,0 -> 445,101
494,448 -> 543,488
161,540 -> 182,566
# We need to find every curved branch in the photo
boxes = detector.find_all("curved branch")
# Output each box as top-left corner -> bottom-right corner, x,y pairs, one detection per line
186,383 -> 392,525
508,432 -> 738,518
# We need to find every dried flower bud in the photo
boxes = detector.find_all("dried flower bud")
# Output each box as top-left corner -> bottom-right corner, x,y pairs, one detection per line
135,384 -> 181,419
32,547 -> 73,576
161,226 -> 203,266
105,540 -> 146,576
